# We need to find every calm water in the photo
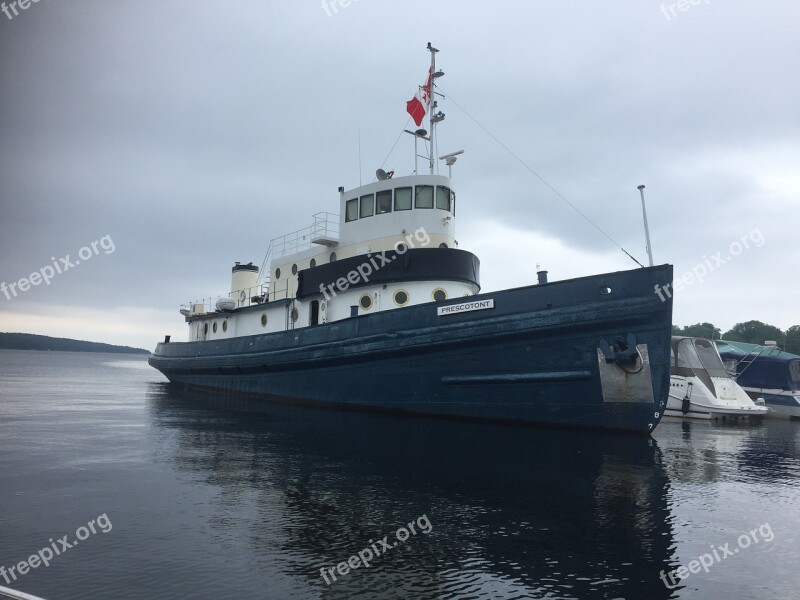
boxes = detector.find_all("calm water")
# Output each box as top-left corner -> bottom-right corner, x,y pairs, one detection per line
1,350 -> 798,599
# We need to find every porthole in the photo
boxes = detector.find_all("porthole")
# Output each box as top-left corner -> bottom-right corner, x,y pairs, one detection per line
290,308 -> 299,322
600,286 -> 612,295
222,321 -> 228,332
310,258 -> 317,268
393,289 -> 409,306
330,252 -> 337,262
360,294 -> 373,310
261,313 -> 267,327
395,242 -> 408,254
439,242 -> 448,248
275,267 -> 281,279
291,263 -> 298,275
213,322 -> 218,333
432,288 -> 447,302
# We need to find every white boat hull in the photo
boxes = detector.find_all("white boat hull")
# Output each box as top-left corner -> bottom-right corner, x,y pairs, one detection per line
666,375 -> 769,420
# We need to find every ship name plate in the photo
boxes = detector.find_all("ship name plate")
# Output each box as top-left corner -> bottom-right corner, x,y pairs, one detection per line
437,299 -> 495,316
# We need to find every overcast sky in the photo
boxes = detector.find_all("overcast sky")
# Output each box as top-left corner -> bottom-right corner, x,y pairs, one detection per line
1,1 -> 798,350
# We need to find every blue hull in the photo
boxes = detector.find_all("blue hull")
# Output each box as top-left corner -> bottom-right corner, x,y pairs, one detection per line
149,265 -> 673,433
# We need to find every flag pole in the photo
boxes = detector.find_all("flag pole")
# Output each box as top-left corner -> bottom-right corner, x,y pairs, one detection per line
638,184 -> 655,267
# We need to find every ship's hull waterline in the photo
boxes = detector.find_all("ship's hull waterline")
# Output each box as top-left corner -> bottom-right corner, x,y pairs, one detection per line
150,265 -> 673,433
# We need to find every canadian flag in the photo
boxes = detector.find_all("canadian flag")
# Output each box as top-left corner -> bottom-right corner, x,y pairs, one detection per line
406,67 -> 433,127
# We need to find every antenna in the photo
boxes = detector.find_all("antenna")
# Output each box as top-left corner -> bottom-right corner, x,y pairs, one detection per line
439,149 -> 464,179
358,127 -> 362,186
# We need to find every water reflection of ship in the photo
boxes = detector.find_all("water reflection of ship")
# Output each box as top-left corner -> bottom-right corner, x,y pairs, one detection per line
147,383 -> 677,599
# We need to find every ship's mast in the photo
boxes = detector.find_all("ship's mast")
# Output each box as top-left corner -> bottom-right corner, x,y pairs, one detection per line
426,42 -> 444,175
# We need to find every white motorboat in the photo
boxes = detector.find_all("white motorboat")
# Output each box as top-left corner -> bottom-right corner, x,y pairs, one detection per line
666,336 -> 768,420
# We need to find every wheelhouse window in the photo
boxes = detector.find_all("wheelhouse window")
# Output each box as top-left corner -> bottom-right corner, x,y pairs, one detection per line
376,190 -> 392,214
395,187 -> 412,211
450,189 -> 456,216
345,198 -> 359,222
436,186 -> 451,211
415,185 -> 434,209
359,194 -> 374,218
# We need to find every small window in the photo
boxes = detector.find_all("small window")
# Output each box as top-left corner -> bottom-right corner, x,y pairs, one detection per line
222,321 -> 228,332
345,198 -> 359,222
290,308 -> 298,322
291,264 -> 298,275
261,314 -> 267,327
360,294 -> 373,310
415,185 -> 434,209
393,290 -> 409,306
275,268 -> 281,279
204,323 -> 209,334
213,322 -> 218,333
310,258 -> 316,268
432,288 -> 447,302
330,252 -> 337,262
376,190 -> 392,214
360,194 -> 374,218
395,187 -> 412,211
436,186 -> 451,211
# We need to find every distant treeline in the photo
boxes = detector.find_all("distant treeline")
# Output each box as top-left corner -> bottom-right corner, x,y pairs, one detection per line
0,332 -> 149,354
672,321 -> 800,354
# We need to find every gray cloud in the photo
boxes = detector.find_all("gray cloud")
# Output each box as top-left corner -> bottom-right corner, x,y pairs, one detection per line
1,0 -> 798,347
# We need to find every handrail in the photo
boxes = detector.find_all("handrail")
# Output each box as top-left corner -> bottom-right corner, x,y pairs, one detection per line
268,212 -> 339,259
181,212 -> 338,314
0,585 -> 48,600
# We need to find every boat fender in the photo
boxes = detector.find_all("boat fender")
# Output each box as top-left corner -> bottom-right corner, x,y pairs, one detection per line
682,381 -> 693,414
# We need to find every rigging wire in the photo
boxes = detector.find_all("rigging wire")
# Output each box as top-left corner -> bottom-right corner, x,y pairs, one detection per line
375,116 -> 413,181
438,87 -> 645,268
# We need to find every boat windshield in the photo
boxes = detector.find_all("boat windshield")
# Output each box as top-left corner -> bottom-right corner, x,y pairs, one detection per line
675,339 -> 703,369
693,338 -> 730,378
789,360 -> 800,384
675,338 -> 729,377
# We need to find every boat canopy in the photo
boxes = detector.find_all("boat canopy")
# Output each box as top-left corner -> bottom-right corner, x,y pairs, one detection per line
672,337 -> 730,379
716,340 -> 800,392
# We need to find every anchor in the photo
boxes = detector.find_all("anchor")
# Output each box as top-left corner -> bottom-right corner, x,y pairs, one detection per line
599,333 -> 640,367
